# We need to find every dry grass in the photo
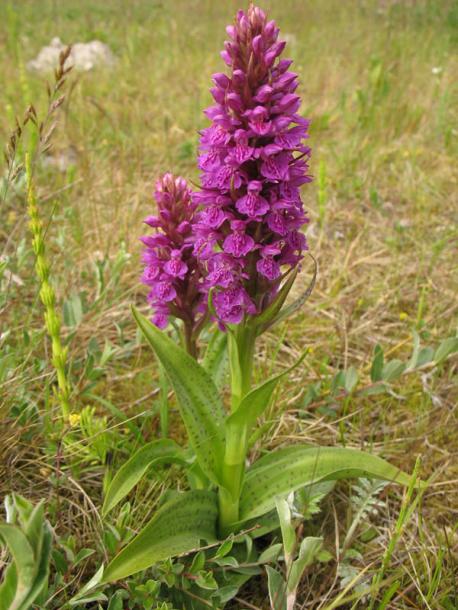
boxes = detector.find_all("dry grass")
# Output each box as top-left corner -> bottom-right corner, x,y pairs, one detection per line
0,0 -> 457,608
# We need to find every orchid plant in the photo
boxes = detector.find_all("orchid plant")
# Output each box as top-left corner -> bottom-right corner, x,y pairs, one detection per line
95,4 -> 416,601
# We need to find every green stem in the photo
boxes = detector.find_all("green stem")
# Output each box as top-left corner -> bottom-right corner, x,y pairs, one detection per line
218,324 -> 256,535
228,325 -> 256,412
183,320 -> 198,359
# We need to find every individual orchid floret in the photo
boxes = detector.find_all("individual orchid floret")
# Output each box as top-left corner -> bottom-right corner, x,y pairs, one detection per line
193,5 -> 312,326
141,173 -> 206,354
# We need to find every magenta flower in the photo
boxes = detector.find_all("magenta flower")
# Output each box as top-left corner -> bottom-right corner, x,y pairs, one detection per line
141,174 -> 206,352
193,5 -> 312,325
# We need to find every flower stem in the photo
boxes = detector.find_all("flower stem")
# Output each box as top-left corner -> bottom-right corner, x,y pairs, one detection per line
218,323 -> 256,535
183,320 -> 198,358
228,324 -> 256,412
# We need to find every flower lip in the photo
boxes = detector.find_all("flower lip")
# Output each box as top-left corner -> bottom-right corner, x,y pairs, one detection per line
247,180 -> 263,193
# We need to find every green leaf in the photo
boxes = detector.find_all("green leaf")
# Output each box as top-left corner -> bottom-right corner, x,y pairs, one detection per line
102,490 -> 218,582
406,331 -> 421,370
202,331 -> 228,389
344,367 -> 359,393
52,549 -> 67,574
240,446 -> 414,521
212,555 -> 239,567
189,551 -> 205,574
73,548 -> 96,567
253,268 -> 298,330
0,525 -> 36,610
317,549 -> 333,562
378,580 -> 401,610
416,346 -> 434,367
381,359 -> 406,382
132,307 -> 225,484
18,523 -> 52,610
68,565 -> 104,606
69,593 -> 107,606
214,536 -> 233,559
23,500 -> 45,556
0,562 -> 17,610
266,566 -> 287,610
296,480 -> 335,520
302,381 -> 321,408
267,254 -> 317,331
107,591 -> 124,610
103,439 -> 187,515
331,370 -> 346,393
434,337 -> 458,364
359,384 -> 387,396
275,498 -> 295,558
370,344 -> 384,382
225,352 -> 306,435
247,445 -> 314,473
288,537 -> 322,592
258,543 -> 282,564
11,495 -> 34,530
217,585 -> 241,604
195,570 -> 218,590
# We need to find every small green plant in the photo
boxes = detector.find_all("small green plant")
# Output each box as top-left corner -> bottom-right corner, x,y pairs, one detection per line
0,494 -> 52,610
300,330 -> 458,418
26,152 -> 72,420
4,46 -> 75,422
367,458 -> 424,610
266,497 -> 323,610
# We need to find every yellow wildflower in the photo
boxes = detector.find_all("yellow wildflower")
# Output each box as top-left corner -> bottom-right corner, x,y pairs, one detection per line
69,412 -> 81,427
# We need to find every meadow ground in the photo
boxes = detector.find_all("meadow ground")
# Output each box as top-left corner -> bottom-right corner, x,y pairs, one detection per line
0,1 -> 457,608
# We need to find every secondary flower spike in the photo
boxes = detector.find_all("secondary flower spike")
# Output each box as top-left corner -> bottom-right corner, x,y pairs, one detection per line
193,5 -> 312,325
141,174 -> 206,352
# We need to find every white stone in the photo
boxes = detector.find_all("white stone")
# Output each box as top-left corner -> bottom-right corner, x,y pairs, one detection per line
28,38 -> 115,73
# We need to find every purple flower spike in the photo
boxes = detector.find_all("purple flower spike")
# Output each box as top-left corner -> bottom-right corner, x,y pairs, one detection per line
141,174 -> 206,341
193,5 -> 312,325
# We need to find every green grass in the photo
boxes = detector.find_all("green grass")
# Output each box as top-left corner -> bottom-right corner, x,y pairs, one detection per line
1,0 -> 457,608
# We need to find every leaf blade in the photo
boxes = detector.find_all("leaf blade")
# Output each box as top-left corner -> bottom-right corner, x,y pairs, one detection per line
102,490 -> 218,582
226,351 -> 306,433
288,537 -> 322,592
17,523 -> 52,610
434,336 -> 458,364
0,525 -> 36,610
264,254 -> 317,331
202,331 -> 228,389
132,307 -> 225,484
240,446 -> 414,521
266,566 -> 287,610
103,439 -> 188,516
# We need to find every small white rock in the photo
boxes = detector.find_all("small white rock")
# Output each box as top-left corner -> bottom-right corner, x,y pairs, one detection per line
28,38 -> 115,73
